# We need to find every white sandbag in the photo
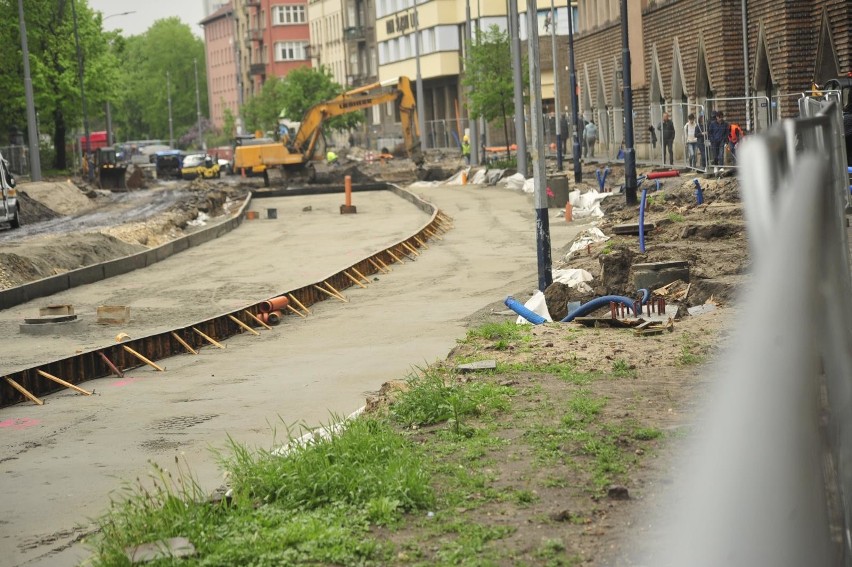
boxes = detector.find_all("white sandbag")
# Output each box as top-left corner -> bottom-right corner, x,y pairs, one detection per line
566,227 -> 610,259
471,169 -> 487,184
502,172 -> 526,191
522,178 -> 535,194
515,290 -> 553,324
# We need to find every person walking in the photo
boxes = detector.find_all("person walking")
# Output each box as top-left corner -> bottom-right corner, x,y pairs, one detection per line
708,111 -> 730,172
577,116 -> 588,158
583,120 -> 598,159
727,122 -> 743,162
559,113 -> 569,155
659,112 -> 675,165
461,135 -> 471,165
696,114 -> 707,170
683,113 -> 700,168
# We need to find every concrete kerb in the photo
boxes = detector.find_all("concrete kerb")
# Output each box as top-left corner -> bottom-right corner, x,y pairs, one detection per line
0,184 -> 447,407
0,194 -> 253,311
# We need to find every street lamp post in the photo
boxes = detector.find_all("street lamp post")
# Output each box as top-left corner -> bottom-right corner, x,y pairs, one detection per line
550,0 -> 563,171
413,5 -> 427,150
566,1 -> 581,183
194,59 -> 204,150
71,0 -> 92,179
167,72 -> 175,148
17,0 -> 42,181
465,0 -> 479,165
102,10 -> 136,147
620,0 -> 637,205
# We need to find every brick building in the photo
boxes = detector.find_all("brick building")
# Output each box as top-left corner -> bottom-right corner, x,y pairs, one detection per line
562,0 -> 852,161
201,5 -> 240,131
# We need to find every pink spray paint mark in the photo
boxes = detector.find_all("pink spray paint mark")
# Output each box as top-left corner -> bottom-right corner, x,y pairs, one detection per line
0,417 -> 42,430
110,376 -> 143,388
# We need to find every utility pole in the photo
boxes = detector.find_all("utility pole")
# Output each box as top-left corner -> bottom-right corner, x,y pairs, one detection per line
167,72 -> 175,148
105,102 -> 113,146
566,1 -> 581,183
17,0 -> 41,181
508,0 -> 526,175
550,0 -> 563,171
71,0 -> 92,180
527,0 -> 552,292
413,8 -> 428,149
620,0 -> 637,205
741,0 -> 751,132
194,59 -> 204,150
465,0 -> 479,165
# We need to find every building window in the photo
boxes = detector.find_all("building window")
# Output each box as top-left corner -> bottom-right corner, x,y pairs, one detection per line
273,5 -> 306,24
275,41 -> 309,61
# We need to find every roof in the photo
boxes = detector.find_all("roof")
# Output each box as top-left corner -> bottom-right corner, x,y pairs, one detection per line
200,2 -> 233,26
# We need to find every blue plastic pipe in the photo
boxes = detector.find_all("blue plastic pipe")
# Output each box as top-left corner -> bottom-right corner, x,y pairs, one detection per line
638,288 -> 650,305
693,178 -> 704,204
560,295 -> 637,323
504,296 -> 548,325
595,167 -> 611,191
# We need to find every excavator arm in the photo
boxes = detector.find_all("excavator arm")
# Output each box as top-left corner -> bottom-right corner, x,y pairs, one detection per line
288,76 -> 424,166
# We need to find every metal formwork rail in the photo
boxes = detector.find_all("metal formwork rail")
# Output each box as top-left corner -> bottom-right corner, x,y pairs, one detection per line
0,184 -> 453,408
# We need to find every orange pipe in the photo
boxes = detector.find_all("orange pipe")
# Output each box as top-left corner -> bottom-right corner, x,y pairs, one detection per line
259,296 -> 290,312
345,175 -> 352,207
267,310 -> 283,325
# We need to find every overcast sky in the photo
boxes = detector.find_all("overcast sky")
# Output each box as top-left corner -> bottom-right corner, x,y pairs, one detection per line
87,0 -> 206,37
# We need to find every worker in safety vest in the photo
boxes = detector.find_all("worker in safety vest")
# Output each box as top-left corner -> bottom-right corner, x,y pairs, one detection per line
461,135 -> 471,165
326,150 -> 338,165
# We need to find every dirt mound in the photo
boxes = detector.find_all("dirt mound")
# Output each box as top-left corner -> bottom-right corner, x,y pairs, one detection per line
0,233 -> 144,289
17,180 -> 94,215
543,282 -> 597,321
17,191 -> 61,224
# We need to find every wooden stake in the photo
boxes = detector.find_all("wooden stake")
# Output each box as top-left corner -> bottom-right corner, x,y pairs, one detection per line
228,315 -> 260,336
286,304 -> 307,318
377,257 -> 392,271
402,241 -> 420,256
396,245 -> 416,260
413,235 -> 428,249
344,271 -> 368,289
386,250 -> 404,264
171,332 -> 199,355
243,310 -> 273,331
5,377 -> 44,405
123,345 -> 165,371
288,294 -> 311,315
192,327 -> 225,349
424,227 -> 443,240
37,370 -> 92,396
351,267 -> 371,283
314,284 -> 348,303
369,258 -> 389,274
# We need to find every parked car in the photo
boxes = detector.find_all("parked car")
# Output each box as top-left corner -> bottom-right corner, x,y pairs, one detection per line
0,151 -> 20,229
181,154 -> 220,180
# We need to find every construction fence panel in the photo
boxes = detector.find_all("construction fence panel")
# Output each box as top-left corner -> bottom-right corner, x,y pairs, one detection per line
702,96 -> 770,171
0,145 -> 29,176
648,103 -> 706,172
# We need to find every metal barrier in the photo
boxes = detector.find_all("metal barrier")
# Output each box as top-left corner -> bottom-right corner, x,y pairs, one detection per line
655,98 -> 852,566
648,103 -> 707,172
423,118 -> 469,150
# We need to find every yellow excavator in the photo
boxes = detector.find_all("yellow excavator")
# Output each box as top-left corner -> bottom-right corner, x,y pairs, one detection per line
234,76 -> 424,186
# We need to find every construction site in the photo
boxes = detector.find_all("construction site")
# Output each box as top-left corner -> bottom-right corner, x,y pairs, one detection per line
0,75 -> 850,567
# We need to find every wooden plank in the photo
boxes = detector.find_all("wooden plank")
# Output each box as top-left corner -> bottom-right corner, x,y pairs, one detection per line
37,370 -> 92,396
4,377 -> 44,405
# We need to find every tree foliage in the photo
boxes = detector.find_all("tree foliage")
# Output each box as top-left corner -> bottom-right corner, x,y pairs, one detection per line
0,0 -> 121,168
112,18 -> 208,146
462,25 -> 528,148
242,66 -> 362,137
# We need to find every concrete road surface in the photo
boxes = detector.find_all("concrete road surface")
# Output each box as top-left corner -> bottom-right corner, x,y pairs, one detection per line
0,184 -> 586,566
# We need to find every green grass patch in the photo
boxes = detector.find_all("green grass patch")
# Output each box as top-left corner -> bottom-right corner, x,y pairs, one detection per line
611,358 -> 637,378
677,332 -> 705,366
633,427 -> 663,441
390,368 -> 512,433
667,212 -> 685,223
90,416 -> 432,565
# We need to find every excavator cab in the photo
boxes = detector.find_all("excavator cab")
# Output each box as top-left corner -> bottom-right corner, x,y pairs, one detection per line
95,147 -> 128,190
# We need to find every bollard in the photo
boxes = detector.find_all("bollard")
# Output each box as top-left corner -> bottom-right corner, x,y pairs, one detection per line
565,202 -> 573,222
340,175 -> 357,214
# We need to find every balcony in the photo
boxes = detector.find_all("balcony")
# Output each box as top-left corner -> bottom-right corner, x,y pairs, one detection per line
244,0 -> 260,7
250,63 -> 266,76
247,28 -> 263,42
348,73 -> 374,88
344,26 -> 368,42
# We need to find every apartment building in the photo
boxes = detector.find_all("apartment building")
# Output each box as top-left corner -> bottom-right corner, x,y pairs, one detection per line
201,4 -> 240,130
241,0 -> 313,92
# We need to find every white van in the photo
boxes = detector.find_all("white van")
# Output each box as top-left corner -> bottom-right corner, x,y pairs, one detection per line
0,151 -> 20,229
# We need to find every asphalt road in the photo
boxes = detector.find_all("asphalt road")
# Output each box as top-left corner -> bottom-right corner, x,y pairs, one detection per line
0,183 -> 585,566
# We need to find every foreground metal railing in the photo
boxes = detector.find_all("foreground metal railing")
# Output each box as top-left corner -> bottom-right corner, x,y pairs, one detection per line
654,99 -> 852,566
0,184 -> 453,407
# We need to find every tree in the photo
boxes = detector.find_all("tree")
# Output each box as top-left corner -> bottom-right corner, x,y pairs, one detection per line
242,66 -> 362,137
0,0 -> 121,169
111,18 -> 207,143
462,25 -> 528,157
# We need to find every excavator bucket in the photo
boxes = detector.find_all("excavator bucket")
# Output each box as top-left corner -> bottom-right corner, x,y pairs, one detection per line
99,165 -> 128,191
